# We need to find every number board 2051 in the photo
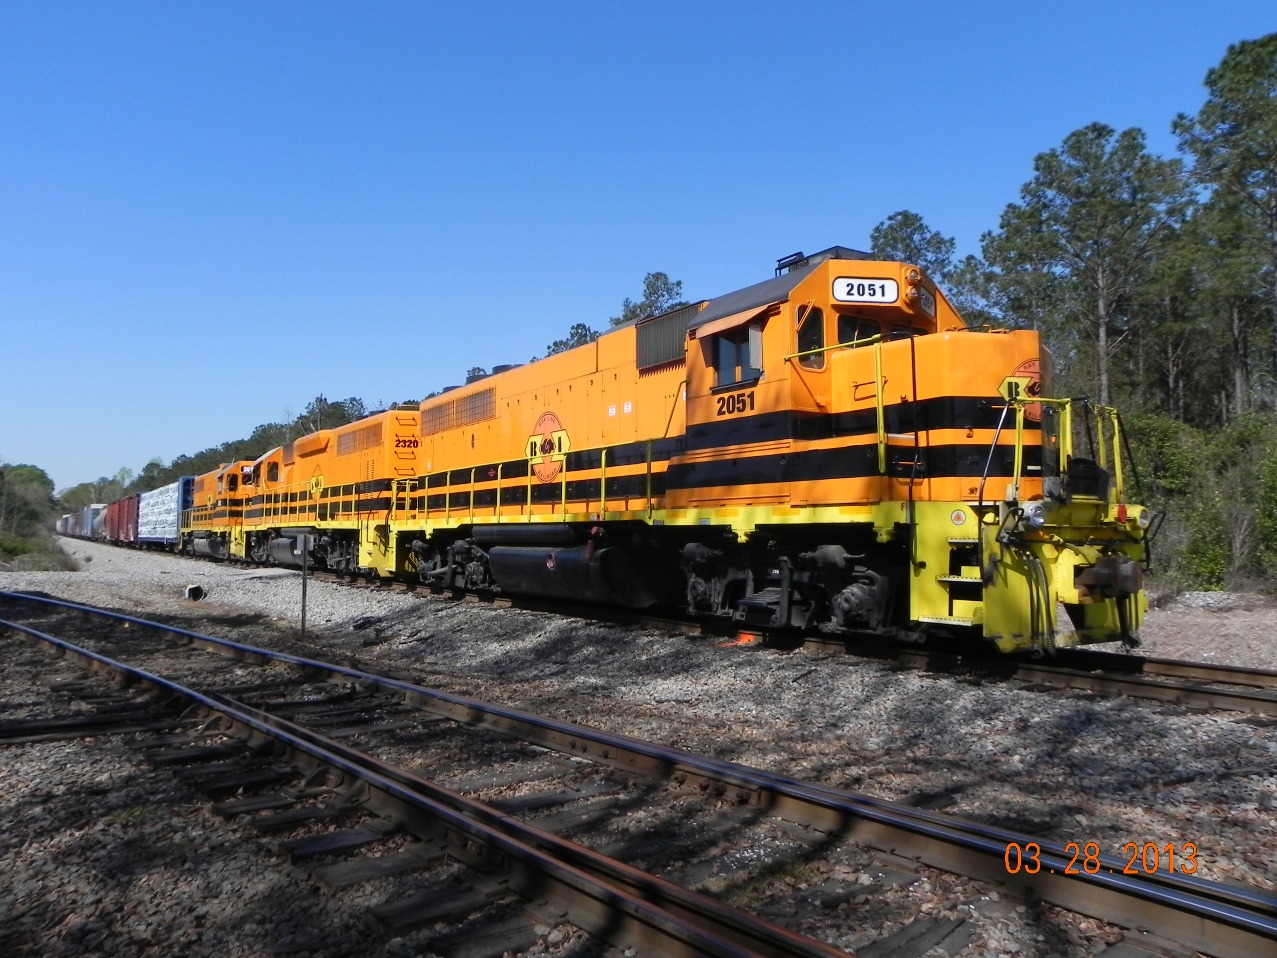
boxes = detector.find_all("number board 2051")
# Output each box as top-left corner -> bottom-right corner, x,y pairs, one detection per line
833,277 -> 899,304
715,391 -> 755,416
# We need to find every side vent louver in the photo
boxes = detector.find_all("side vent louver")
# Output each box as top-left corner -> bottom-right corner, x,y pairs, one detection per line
421,387 -> 496,436
637,302 -> 701,370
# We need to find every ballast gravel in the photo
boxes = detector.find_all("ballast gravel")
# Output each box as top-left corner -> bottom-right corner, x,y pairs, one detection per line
1,538 -> 1275,958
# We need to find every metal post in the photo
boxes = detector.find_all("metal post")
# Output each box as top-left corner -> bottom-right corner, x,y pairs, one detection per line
297,534 -> 310,639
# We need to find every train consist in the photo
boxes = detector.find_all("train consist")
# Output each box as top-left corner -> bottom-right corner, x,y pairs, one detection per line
62,247 -> 1153,653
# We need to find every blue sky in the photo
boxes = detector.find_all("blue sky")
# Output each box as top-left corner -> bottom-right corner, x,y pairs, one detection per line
2,2 -> 1272,492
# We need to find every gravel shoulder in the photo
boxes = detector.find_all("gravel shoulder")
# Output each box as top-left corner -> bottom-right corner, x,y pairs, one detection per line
2,539 -> 1275,957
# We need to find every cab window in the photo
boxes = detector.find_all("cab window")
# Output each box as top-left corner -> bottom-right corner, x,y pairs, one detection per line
797,306 -> 825,369
713,323 -> 762,387
837,315 -> 881,347
267,462 -> 279,483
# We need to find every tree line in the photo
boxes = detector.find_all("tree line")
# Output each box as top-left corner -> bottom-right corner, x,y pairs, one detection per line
541,271 -> 687,357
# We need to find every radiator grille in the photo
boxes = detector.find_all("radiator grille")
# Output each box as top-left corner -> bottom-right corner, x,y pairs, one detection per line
337,422 -> 383,455
422,387 -> 496,436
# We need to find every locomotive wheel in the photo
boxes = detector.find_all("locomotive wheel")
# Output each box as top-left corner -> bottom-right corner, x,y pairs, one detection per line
414,547 -> 448,585
249,536 -> 271,564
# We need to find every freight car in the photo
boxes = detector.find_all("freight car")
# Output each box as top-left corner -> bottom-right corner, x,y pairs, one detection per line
64,479 -> 195,549
56,503 -> 106,539
103,494 -> 139,545
155,246 -> 1152,655
137,478 -> 194,547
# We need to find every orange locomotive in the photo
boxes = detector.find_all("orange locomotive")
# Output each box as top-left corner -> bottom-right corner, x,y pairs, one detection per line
182,247 -> 1151,653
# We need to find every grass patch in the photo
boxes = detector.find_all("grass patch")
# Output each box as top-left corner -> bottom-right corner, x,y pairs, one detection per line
0,535 -> 78,571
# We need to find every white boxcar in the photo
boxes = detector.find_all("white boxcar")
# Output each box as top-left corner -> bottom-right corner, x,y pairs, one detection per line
74,504 -> 106,538
137,478 -> 193,546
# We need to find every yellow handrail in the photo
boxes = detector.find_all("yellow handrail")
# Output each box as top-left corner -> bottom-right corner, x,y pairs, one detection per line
599,447 -> 608,517
1106,407 -> 1125,501
874,340 -> 886,474
1012,403 -> 1025,501
1093,405 -> 1110,474
560,457 -> 568,520
646,441 -> 653,519
782,333 -> 882,363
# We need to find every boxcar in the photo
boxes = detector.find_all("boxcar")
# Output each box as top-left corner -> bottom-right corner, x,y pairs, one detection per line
138,477 -> 193,547
103,495 -> 140,545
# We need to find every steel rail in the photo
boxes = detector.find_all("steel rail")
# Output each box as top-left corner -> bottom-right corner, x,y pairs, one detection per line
204,690 -> 848,958
4,591 -> 1277,957
1054,647 -> 1277,690
883,646 -> 1277,718
0,613 -> 847,958
1004,658 -> 1277,715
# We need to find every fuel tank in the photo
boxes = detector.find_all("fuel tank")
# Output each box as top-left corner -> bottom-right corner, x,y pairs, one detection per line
190,534 -> 227,560
486,544 -> 656,608
267,537 -> 306,567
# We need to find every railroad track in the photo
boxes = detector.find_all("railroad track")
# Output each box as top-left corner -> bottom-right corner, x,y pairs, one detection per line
3,589 -> 1276,958
285,559 -> 1277,718
161,547 -> 1277,720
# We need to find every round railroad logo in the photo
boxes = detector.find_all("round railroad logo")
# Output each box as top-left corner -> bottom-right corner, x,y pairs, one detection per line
950,509 -> 967,526
527,411 -> 571,483
997,359 -> 1043,422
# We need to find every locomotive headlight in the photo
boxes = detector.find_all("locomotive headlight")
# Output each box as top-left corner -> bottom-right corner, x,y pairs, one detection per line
1134,508 -> 1151,529
905,267 -> 921,285
1021,501 -> 1048,529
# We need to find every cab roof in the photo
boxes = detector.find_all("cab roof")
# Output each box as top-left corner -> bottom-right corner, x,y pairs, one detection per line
687,246 -> 872,332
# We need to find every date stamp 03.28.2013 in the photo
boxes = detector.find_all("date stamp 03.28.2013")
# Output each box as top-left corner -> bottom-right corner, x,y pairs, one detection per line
1004,841 -> 1198,876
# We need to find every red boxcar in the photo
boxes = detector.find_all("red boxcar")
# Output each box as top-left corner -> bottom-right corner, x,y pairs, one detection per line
103,494 -> 140,545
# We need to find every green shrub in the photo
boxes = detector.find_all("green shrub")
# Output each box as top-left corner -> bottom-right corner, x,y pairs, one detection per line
0,534 -> 37,560
1122,411 -> 1277,590
1257,443 -> 1277,577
